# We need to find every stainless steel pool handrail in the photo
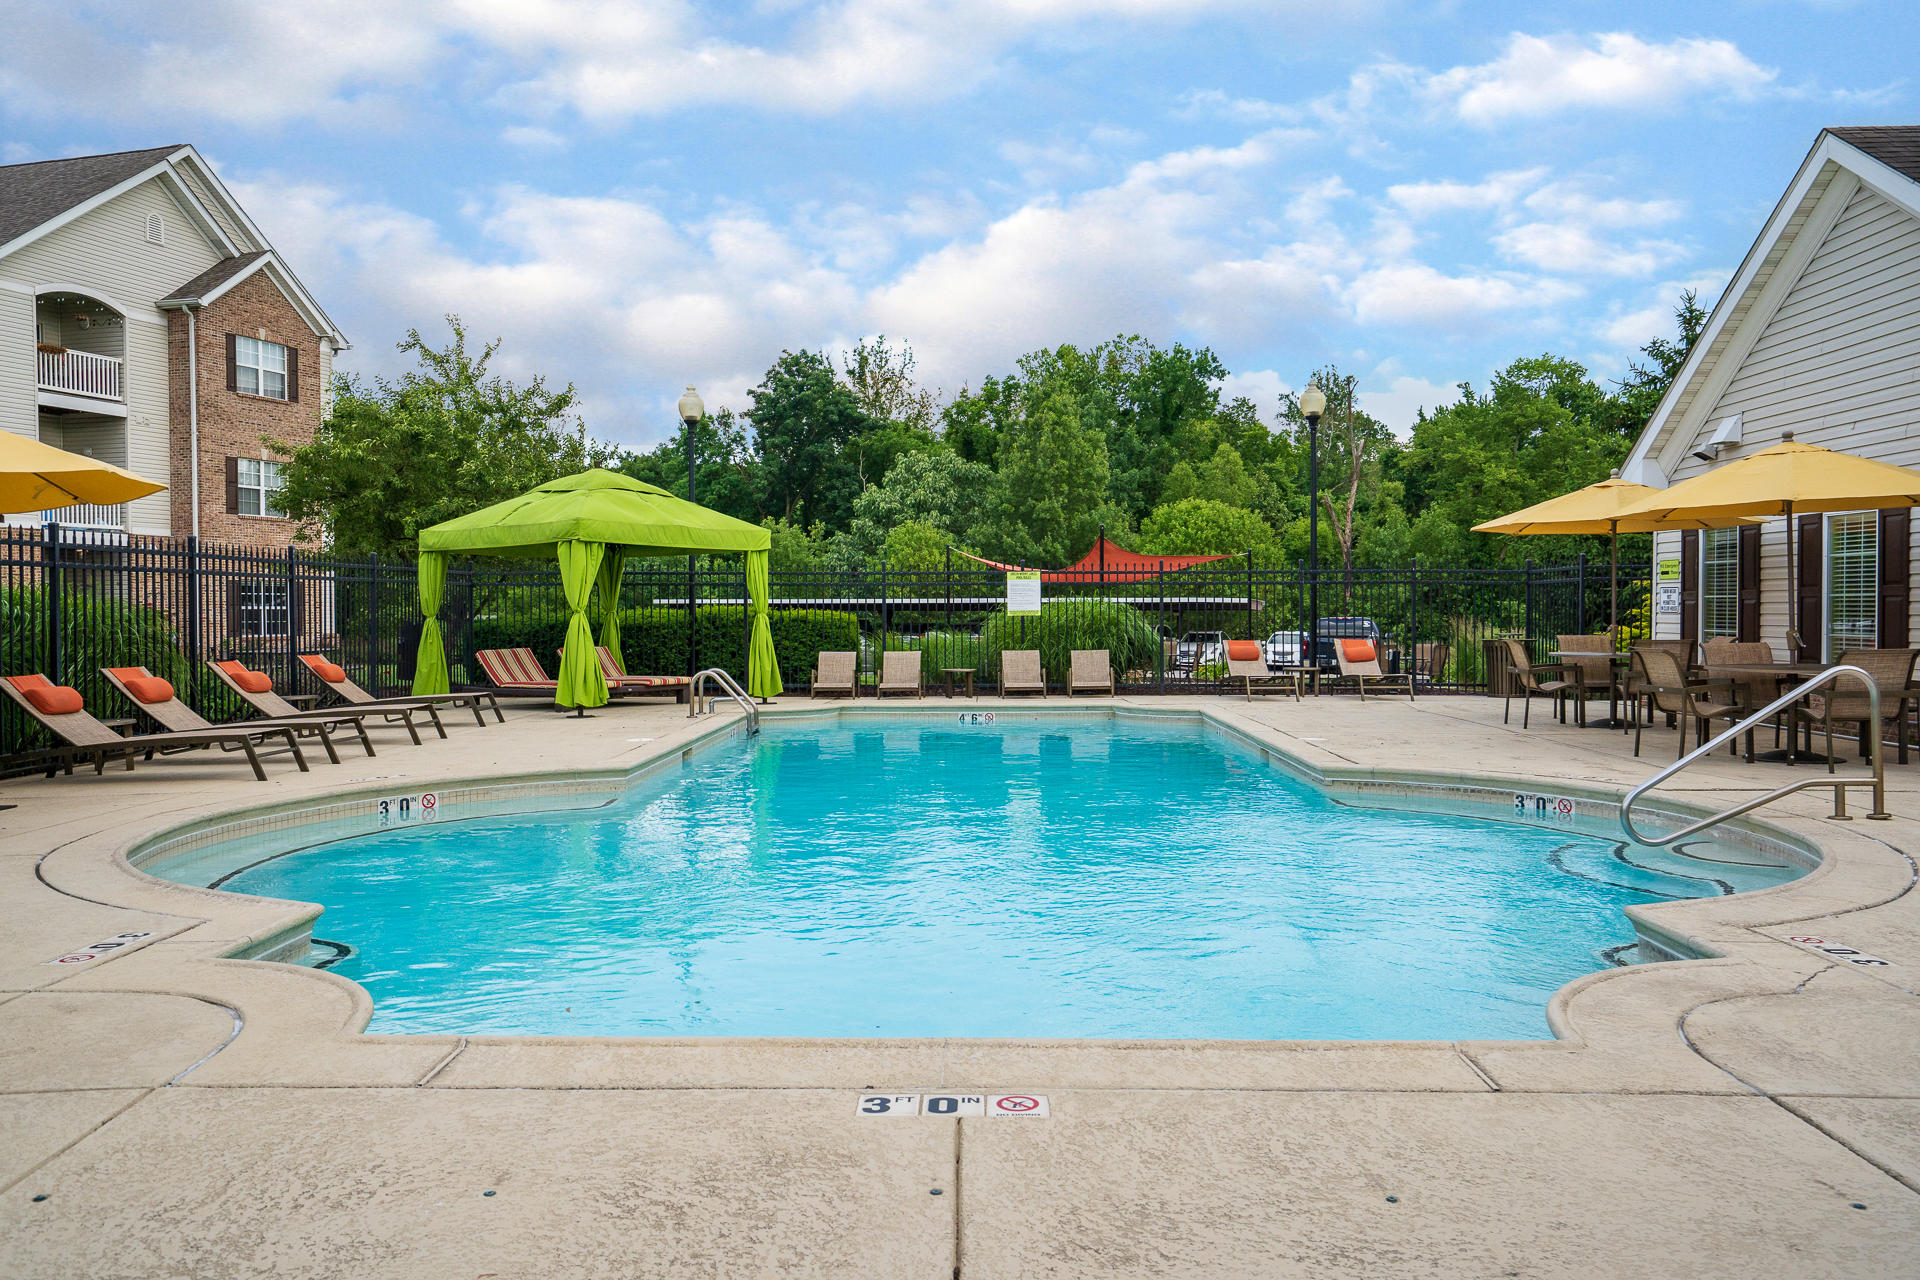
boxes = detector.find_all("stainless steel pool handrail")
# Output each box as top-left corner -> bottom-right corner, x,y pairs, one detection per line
688,668 -> 759,735
1620,663 -> 1889,846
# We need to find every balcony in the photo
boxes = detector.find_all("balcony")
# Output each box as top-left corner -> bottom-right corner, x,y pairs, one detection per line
37,346 -> 124,412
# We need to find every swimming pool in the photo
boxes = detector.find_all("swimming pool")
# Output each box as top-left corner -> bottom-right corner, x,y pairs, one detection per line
166,715 -> 1804,1041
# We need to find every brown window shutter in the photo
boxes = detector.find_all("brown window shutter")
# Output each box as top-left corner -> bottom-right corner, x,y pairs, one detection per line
226,333 -> 238,392
225,456 -> 240,514
1878,508 -> 1909,649
1737,523 -> 1761,643
1797,513 -> 1823,661
1679,530 -> 1699,642
286,345 -> 299,402
226,581 -> 241,636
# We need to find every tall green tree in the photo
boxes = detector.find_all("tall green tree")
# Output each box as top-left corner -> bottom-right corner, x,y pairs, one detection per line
272,316 -> 614,557
994,385 -> 1110,566
749,349 -> 871,530
618,406 -> 765,523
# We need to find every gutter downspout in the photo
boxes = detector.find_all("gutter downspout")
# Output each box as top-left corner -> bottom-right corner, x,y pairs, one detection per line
186,304 -> 201,537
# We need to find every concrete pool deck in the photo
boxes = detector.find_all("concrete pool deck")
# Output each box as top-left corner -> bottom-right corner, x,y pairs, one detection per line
1,692 -> 1916,1277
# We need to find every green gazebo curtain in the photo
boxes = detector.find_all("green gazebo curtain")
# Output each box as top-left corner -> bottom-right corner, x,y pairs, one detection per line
412,551 -> 449,695
596,546 -> 627,670
746,549 -> 783,698
557,539 -> 610,708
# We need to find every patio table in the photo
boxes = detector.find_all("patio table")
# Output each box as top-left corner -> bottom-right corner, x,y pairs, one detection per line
1704,661 -> 1839,763
940,667 -> 976,698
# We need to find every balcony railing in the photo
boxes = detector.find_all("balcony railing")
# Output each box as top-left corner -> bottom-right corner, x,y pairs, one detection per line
43,503 -> 126,529
37,347 -> 122,401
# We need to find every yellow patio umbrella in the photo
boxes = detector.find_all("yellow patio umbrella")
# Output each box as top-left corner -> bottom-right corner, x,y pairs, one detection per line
0,431 -> 165,514
1474,472 -> 1752,643
1614,433 -> 1920,652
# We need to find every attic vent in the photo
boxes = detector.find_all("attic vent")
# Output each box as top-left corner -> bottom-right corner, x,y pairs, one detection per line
144,213 -> 164,246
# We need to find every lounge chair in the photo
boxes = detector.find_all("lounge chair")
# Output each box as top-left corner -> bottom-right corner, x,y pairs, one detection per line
810,651 -> 858,699
101,665 -> 369,763
207,659 -> 435,744
476,647 -> 559,696
876,650 -> 924,698
1001,649 -> 1045,696
594,646 -> 691,701
1224,639 -> 1299,701
1,674 -> 305,781
1329,638 -> 1413,701
299,653 -> 502,725
1412,641 -> 1451,685
1069,649 -> 1114,696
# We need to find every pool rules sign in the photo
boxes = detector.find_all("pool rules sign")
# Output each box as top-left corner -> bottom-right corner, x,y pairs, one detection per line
1006,571 -> 1041,616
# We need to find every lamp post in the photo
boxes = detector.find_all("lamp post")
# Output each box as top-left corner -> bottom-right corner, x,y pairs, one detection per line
677,386 -> 704,678
1299,383 -> 1327,678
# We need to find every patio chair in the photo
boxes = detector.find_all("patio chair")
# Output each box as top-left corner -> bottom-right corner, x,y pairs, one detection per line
1793,648 -> 1919,772
1629,648 -> 1750,761
476,647 -> 559,696
299,653 -> 502,725
1,674 -> 305,782
1329,638 -> 1413,701
1001,649 -> 1046,696
1702,639 -> 1788,750
594,646 -> 691,702
1498,638 -> 1573,728
810,651 -> 858,699
101,665 -> 366,763
1413,641 -> 1451,685
1626,640 -> 1702,730
208,659 -> 435,745
876,650 -> 924,698
1224,639 -> 1299,701
1555,633 -> 1619,726
1069,649 -> 1114,696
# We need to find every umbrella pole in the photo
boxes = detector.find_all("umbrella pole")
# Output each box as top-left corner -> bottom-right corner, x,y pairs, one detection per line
1784,499 -> 1800,657
1609,522 -> 1619,647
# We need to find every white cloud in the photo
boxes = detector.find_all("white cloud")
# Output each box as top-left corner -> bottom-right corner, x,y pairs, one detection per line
1388,169 -> 1547,218
501,125 -> 568,149
1349,263 -> 1580,327
1358,373 -> 1458,436
1428,32 -> 1776,125
1216,370 -> 1291,423
1493,223 -> 1684,276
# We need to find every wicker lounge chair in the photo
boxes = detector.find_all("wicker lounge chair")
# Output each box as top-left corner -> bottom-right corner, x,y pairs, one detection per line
594,646 -> 692,701
810,651 -> 858,698
1224,639 -> 1298,700
207,659 -> 434,744
1001,649 -> 1045,696
1794,648 -> 1919,771
1629,648 -> 1750,760
1498,639 -> 1572,727
1069,649 -> 1114,696
1330,638 -> 1413,701
876,650 -> 924,698
100,665 -> 367,763
476,647 -> 559,696
1,674 -> 305,781
299,653 -> 502,725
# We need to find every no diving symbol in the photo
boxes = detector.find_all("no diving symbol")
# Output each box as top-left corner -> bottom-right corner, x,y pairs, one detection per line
989,1094 -> 1047,1117
984,712 -> 995,724
421,793 -> 437,812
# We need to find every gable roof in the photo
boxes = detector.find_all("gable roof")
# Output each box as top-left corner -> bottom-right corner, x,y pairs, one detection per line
159,250 -> 272,306
1828,126 -> 1920,183
1621,126 -> 1920,487
0,146 -> 185,249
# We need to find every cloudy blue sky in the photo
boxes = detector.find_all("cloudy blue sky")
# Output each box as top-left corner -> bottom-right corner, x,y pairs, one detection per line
2,1 -> 1911,447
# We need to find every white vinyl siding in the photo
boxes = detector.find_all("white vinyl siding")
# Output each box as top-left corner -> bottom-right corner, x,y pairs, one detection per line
0,287 -> 33,440
0,181 -> 223,314
1651,181 -> 1920,655
175,162 -> 264,253
1701,527 -> 1740,639
121,318 -> 170,533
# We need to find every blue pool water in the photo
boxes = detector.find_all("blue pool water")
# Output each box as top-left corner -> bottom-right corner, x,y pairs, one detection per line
200,717 -> 1802,1040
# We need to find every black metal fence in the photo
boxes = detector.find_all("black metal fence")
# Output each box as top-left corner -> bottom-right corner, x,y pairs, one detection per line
1,523 -> 1654,754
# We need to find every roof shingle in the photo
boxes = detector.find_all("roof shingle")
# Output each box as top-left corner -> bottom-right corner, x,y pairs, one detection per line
1827,126 -> 1920,183
0,145 -> 184,250
160,250 -> 271,305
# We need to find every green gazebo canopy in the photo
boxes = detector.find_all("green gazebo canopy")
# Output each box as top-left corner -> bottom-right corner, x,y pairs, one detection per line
411,468 -> 781,708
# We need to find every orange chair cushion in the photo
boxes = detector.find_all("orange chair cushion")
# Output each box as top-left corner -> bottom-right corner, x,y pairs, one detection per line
312,660 -> 347,683
121,675 -> 175,704
1339,638 -> 1377,663
218,661 -> 273,693
8,675 -> 83,716
1225,640 -> 1263,662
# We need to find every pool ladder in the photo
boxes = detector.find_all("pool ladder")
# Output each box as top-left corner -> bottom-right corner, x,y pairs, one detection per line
688,668 -> 760,736
1620,662 -> 1889,846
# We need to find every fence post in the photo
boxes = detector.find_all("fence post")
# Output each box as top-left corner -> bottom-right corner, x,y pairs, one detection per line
285,545 -> 299,689
1246,549 -> 1254,640
1408,556 -> 1418,676
1157,560 -> 1166,695
879,559 -> 889,670
739,560 -> 750,682
186,535 -> 202,706
43,523 -> 62,687
366,552 -> 380,688
1524,559 -> 1536,651
685,555 -> 697,677
1576,552 -> 1587,633
945,545 -> 952,630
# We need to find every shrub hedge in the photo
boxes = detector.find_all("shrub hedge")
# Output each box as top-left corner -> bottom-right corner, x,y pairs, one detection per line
978,599 -> 1159,685
469,604 -> 859,687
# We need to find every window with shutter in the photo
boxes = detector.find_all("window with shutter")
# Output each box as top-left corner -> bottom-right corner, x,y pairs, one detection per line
1679,530 -> 1699,642
1737,523 -> 1761,643
1700,527 -> 1739,640
1878,508 -> 1909,649
1825,511 -> 1878,659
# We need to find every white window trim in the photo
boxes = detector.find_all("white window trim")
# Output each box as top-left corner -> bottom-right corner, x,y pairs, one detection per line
1821,510 -> 1879,662
1699,527 -> 1741,642
236,457 -> 286,519
234,579 -> 290,637
235,335 -> 289,401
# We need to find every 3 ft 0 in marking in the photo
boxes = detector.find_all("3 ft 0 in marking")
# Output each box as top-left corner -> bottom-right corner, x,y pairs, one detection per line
1513,792 -> 1576,823
375,792 -> 440,826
